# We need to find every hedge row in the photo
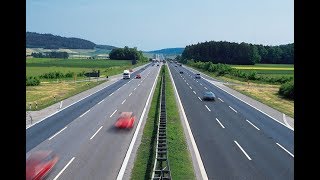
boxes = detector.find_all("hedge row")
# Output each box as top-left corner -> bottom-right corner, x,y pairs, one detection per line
26,76 -> 40,86
39,71 -> 86,79
278,81 -> 294,99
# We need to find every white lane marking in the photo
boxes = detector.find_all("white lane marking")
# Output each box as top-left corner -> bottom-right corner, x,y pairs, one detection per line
117,65 -> 161,180
59,101 -> 63,109
204,87 -> 208,90
109,92 -> 114,97
246,120 -> 260,130
97,99 -> 105,105
167,65 -> 208,180
134,87 -> 137,91
216,118 -> 225,128
184,80 -> 186,82
141,80 -> 143,83
121,99 -> 126,104
198,97 -> 202,101
193,91 -> 197,94
190,86 -> 192,89
276,143 -> 294,157
138,84 -> 141,86
90,126 -> 103,140
218,98 -> 224,102
53,157 -> 75,180
283,113 -> 294,130
110,109 -> 117,117
234,141 -> 252,160
49,126 -> 67,140
200,83 -> 203,86
196,80 -> 198,82
229,106 -> 237,113
205,105 -> 211,112
187,82 -> 189,85
80,109 -> 90,118
129,92 -> 133,96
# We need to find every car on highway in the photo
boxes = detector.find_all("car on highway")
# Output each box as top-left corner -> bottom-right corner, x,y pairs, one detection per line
202,91 -> 216,101
115,112 -> 135,129
175,65 -> 177,67
129,69 -> 133,72
195,73 -> 201,79
135,74 -> 141,79
26,150 -> 59,180
157,64 -> 160,66
179,70 -> 184,74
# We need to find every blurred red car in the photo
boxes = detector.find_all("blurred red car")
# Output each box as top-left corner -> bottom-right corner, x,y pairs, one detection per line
115,112 -> 135,129
135,74 -> 141,79
129,69 -> 133,72
26,150 -> 59,180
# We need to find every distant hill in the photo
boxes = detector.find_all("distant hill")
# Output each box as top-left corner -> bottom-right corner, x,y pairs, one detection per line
26,32 -> 117,50
146,48 -> 184,54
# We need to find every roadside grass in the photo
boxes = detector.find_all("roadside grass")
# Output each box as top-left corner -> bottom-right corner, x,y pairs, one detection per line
26,80 -> 105,111
227,84 -> 294,118
164,66 -> 195,179
131,67 -> 162,180
186,65 -> 294,118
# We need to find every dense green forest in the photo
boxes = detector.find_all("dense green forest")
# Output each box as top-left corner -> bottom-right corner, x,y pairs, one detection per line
181,41 -> 293,65
26,32 -> 116,50
31,52 -> 69,59
109,46 -> 148,64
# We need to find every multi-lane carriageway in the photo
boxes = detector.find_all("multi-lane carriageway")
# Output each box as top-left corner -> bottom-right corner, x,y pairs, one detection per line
26,62 -> 293,180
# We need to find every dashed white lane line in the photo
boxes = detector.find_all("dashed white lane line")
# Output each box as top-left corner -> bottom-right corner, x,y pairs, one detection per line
193,91 -> 197,94
204,87 -> 208,90
49,126 -> 67,140
109,92 -> 114,97
110,109 -> 118,117
90,126 -> 103,140
121,99 -> 126,104
53,157 -> 75,180
196,80 -> 199,82
138,84 -> 141,86
234,141 -> 252,160
134,87 -> 137,91
190,86 -> 192,89
187,83 -> 189,85
80,109 -> 90,118
229,106 -> 237,113
276,143 -> 294,157
218,98 -> 224,102
246,120 -> 260,130
216,118 -> 225,128
97,99 -> 105,105
200,83 -> 203,86
129,92 -> 133,96
205,105 -> 211,112
198,97 -> 202,101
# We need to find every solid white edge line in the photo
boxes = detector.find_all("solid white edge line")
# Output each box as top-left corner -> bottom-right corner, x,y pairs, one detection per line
218,98 -> 224,102
276,143 -> 294,157
49,126 -> 67,140
116,64 -> 161,180
97,99 -> 105,105
198,97 -> 202,101
121,99 -> 126,104
283,113 -> 294,130
110,109 -> 118,117
129,92 -> 132,96
53,157 -> 75,180
216,118 -> 225,128
246,120 -> 260,130
167,65 -> 208,180
80,109 -> 90,118
90,126 -> 103,140
193,91 -> 197,94
234,141 -> 252,160
229,106 -> 237,113
205,105 -> 211,112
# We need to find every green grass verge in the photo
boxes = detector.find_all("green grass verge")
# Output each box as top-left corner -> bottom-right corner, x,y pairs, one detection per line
164,66 -> 195,179
130,67 -> 162,180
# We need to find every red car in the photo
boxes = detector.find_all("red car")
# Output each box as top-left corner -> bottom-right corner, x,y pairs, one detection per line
115,112 -> 135,129
26,150 -> 59,180
129,69 -> 133,72
135,74 -> 141,79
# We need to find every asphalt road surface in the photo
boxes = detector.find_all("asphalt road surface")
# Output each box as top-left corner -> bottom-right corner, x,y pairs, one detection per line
26,63 -> 161,180
168,63 -> 293,180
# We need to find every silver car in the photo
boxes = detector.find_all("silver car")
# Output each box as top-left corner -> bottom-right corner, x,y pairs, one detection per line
203,91 -> 216,101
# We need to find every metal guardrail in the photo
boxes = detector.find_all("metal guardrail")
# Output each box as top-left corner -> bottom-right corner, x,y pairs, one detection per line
151,68 -> 172,180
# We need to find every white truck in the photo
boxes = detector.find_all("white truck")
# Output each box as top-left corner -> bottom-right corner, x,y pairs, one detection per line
123,70 -> 130,79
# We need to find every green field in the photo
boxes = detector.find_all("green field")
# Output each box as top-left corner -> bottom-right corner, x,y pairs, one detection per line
230,64 -> 294,78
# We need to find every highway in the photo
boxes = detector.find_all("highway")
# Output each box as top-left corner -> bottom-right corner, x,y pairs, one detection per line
26,63 -> 161,180
168,63 -> 294,179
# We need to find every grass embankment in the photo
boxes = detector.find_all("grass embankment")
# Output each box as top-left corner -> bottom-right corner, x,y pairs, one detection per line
131,66 -> 195,179
26,81 -> 105,111
186,63 -> 294,118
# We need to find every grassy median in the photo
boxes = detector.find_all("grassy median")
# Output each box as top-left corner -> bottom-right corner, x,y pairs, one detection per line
131,66 -> 195,179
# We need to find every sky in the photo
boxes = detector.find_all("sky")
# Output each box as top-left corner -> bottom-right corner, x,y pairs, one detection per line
26,0 -> 293,51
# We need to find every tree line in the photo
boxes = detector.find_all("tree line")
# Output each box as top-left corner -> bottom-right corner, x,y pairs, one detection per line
109,46 -> 147,64
31,52 -> 69,59
181,41 -> 293,65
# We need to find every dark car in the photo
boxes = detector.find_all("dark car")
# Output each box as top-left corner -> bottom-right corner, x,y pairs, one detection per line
135,74 -> 141,79
179,71 -> 184,74
195,73 -> 201,79
203,91 -> 216,101
26,150 -> 59,180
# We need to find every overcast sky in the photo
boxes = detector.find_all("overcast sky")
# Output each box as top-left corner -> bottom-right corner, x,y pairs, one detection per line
27,0 -> 293,51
